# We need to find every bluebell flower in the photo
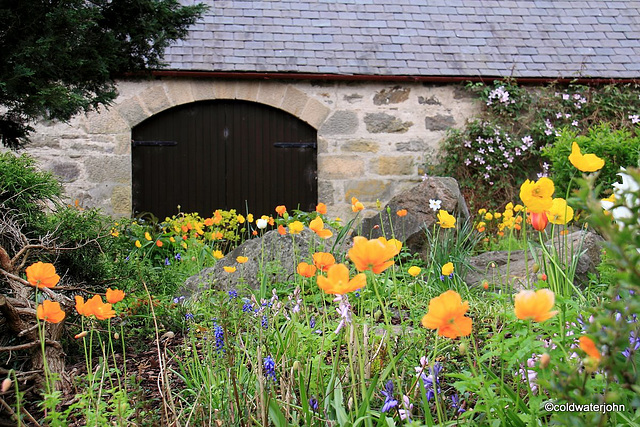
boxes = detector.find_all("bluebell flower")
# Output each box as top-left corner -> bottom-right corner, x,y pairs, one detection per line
164,257 -> 171,266
354,289 -> 361,298
264,355 -> 277,382
185,312 -> 194,321
175,253 -> 182,261
261,314 -> 269,329
622,330 -> 640,358
439,275 -> 445,281
309,397 -> 319,412
214,322 -> 225,353
309,316 -> 316,329
451,393 -> 465,414
228,289 -> 238,299
173,295 -> 186,304
242,300 -> 254,313
380,380 -> 398,413
125,256 -> 129,262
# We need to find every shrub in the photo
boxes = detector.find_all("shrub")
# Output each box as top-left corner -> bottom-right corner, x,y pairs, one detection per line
542,124 -> 640,198
0,152 -> 61,227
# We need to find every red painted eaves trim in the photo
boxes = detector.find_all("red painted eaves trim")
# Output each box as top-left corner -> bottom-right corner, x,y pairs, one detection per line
140,70 -> 640,85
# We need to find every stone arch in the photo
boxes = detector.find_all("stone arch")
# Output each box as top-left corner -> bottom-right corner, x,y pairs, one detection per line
88,79 -> 331,134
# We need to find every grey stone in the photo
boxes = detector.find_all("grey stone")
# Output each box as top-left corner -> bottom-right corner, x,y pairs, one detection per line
49,161 -> 80,183
364,113 -> 413,134
180,227 -> 339,295
85,156 -> 132,184
465,230 -> 604,289
373,86 -> 410,105
319,110 -> 359,135
343,93 -> 363,103
418,95 -> 442,105
357,177 -> 469,254
396,139 -> 427,152
424,114 -> 456,131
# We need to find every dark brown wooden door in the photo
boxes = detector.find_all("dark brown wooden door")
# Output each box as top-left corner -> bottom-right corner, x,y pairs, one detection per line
132,100 -> 317,219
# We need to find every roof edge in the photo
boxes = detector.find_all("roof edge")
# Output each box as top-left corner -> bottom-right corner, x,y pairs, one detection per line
142,70 -> 640,86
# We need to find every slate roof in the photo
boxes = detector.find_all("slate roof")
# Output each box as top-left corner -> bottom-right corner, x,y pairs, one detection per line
163,0 -> 640,79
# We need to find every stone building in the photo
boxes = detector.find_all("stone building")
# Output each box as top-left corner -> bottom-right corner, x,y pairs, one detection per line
24,1 -> 640,220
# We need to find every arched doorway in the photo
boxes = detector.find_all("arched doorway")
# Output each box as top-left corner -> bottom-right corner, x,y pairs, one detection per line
131,100 -> 317,219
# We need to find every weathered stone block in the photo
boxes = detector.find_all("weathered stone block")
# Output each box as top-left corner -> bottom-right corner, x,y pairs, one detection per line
418,95 -> 442,105
301,98 -> 331,129
86,156 -> 132,184
424,114 -> 456,131
344,179 -> 392,202
257,82 -> 287,108
318,179 -> 335,204
164,80 -> 195,106
396,139 -> 427,152
318,155 -> 364,179
319,110 -> 359,135
341,139 -> 379,153
191,80 -> 218,101
364,113 -> 412,133
235,81 -> 260,102
281,85 -> 310,117
139,86 -> 172,115
111,185 -> 132,215
343,93 -> 363,103
117,97 -> 149,128
373,86 -> 410,105
372,156 -> 415,175
49,161 -> 80,183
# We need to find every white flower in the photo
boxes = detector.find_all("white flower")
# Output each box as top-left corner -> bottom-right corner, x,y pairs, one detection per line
629,114 -> 640,124
256,218 -> 268,229
428,199 -> 442,211
603,168 -> 640,232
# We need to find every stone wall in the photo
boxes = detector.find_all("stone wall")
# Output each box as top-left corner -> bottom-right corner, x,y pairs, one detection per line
25,77 -> 480,220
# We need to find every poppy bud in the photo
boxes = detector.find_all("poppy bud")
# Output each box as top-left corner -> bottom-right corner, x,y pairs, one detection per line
530,212 -> 548,232
539,353 -> 550,369
532,263 -> 540,273
458,342 -> 467,355
538,273 -> 547,281
1,378 -> 11,393
292,361 -> 302,372
74,331 -> 88,339
482,280 -> 489,290
113,332 -> 120,340
374,310 -> 382,322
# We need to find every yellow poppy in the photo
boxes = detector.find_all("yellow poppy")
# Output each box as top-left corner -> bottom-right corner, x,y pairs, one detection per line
547,198 -> 574,225
436,210 -> 456,228
519,177 -> 555,213
568,142 -> 604,172
441,262 -> 454,276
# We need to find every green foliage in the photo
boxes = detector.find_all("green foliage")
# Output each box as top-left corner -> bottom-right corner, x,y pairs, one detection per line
0,0 -> 207,148
0,152 -> 61,226
542,124 -> 640,198
432,80 -> 640,212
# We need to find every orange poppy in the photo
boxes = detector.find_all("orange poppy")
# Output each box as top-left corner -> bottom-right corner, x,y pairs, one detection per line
37,300 -> 66,324
514,289 -> 558,322
309,217 -> 333,239
316,203 -> 327,215
317,263 -> 366,295
25,262 -> 60,289
76,295 -> 116,320
396,209 -> 408,217
275,205 -> 287,216
277,225 -> 287,235
347,236 -> 399,274
106,288 -> 125,304
579,336 -> 602,361
351,197 -> 364,213
297,262 -> 317,278
313,252 -> 335,272
156,240 -> 163,247
268,216 -> 275,226
204,218 -> 214,226
421,290 -> 472,339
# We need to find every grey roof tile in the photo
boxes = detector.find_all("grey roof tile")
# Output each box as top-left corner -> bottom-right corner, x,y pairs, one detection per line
164,0 -> 640,78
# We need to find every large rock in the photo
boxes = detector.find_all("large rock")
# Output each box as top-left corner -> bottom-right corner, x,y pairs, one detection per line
180,227 -> 339,297
465,230 -> 604,289
357,177 -> 470,253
